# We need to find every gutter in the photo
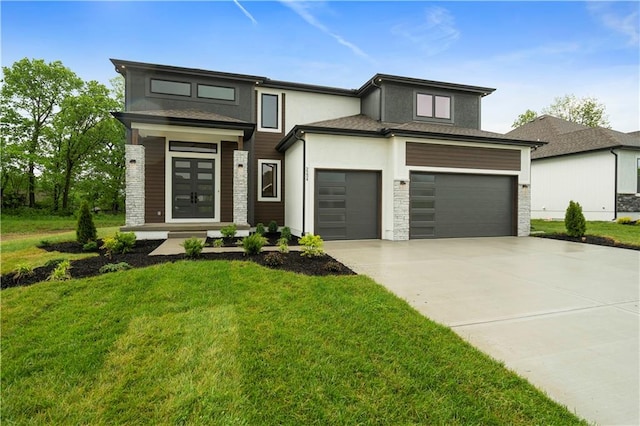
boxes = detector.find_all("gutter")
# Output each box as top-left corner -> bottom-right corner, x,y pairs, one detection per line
611,149 -> 618,220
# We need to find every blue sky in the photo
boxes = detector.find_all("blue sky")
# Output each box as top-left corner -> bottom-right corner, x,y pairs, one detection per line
2,1 -> 639,133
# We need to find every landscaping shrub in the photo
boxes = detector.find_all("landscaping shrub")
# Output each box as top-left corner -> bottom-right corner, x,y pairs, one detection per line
212,238 -> 224,248
220,223 -> 237,239
324,260 -> 343,273
564,200 -> 586,237
299,233 -> 325,257
101,232 -> 136,257
264,252 -> 284,267
255,223 -> 266,236
616,217 -> 635,225
268,220 -> 278,234
13,265 -> 34,282
277,237 -> 289,253
44,258 -> 65,268
242,233 -> 268,255
99,262 -> 132,274
37,240 -> 52,248
181,237 -> 204,258
280,226 -> 292,241
76,201 -> 97,245
82,241 -> 98,252
47,260 -> 71,281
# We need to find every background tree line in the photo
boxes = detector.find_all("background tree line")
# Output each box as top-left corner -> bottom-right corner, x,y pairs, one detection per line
1,58 -> 125,214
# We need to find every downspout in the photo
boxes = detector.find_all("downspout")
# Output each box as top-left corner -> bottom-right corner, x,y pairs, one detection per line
371,77 -> 382,121
610,149 -> 618,220
294,130 -> 307,235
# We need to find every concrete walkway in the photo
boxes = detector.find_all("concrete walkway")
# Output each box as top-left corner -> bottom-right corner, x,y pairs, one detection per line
324,237 -> 639,426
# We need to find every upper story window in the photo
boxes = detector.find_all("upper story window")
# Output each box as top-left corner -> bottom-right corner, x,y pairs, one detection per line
258,92 -> 282,132
416,93 -> 451,120
150,79 -> 191,97
197,84 -> 235,101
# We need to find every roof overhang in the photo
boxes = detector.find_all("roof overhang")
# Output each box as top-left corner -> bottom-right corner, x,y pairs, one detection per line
112,111 -> 255,140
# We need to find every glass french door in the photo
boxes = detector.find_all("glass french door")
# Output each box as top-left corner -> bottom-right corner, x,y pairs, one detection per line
172,158 -> 215,219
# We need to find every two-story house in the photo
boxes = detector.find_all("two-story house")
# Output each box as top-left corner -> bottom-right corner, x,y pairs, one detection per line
112,59 -> 541,240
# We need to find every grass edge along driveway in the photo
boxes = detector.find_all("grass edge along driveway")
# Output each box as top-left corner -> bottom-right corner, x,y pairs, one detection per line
2,260 -> 587,425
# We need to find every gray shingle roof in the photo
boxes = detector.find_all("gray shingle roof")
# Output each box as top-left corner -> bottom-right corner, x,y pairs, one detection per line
506,115 -> 640,159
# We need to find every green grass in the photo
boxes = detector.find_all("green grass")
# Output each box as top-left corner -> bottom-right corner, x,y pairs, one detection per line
2,261 -> 586,425
0,212 -> 124,236
531,219 -> 640,246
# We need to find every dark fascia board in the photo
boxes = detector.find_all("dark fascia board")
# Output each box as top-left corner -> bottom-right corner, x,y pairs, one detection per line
532,144 -> 640,161
259,79 -> 358,97
110,58 -> 265,84
358,74 -> 496,97
112,111 -> 256,139
277,125 -> 545,152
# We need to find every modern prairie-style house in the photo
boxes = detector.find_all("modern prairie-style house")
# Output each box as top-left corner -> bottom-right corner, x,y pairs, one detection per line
112,59 -> 543,240
507,115 -> 640,221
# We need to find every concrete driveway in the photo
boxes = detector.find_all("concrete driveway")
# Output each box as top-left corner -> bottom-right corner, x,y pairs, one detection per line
324,237 -> 639,426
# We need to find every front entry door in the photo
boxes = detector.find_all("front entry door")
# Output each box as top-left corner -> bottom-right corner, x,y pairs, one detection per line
172,158 -> 215,219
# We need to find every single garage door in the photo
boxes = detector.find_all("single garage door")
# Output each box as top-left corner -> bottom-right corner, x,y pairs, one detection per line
410,172 -> 515,238
315,170 -> 380,240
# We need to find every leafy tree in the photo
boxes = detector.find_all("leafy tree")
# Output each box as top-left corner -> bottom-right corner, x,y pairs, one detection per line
1,58 -> 82,207
511,94 -> 610,129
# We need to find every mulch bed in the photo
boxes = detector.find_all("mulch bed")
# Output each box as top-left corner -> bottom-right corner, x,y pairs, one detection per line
1,239 -> 355,291
534,233 -> 640,251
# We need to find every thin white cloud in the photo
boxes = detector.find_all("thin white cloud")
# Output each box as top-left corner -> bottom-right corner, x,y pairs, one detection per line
391,6 -> 460,56
233,0 -> 257,25
587,2 -> 639,46
279,0 -> 373,62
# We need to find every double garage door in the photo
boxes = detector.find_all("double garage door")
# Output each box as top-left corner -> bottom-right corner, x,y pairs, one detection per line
315,170 -> 515,241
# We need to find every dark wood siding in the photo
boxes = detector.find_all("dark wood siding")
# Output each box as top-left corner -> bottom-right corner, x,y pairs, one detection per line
220,141 -> 236,222
141,137 -> 166,223
252,92 -> 285,225
406,142 -> 521,171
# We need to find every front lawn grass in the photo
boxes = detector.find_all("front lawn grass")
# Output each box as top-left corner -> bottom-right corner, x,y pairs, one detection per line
0,212 -> 124,238
531,219 -> 639,246
2,261 -> 586,425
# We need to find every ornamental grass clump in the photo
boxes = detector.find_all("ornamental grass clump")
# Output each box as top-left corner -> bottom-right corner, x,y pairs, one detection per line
181,237 -> 204,259
242,233 -> 268,255
564,200 -> 586,238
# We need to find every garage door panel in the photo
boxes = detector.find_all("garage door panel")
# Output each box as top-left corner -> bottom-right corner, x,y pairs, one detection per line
411,172 -> 515,239
316,171 -> 380,240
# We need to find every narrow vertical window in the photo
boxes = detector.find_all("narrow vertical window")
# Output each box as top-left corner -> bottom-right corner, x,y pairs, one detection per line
261,94 -> 278,129
258,159 -> 281,202
636,158 -> 640,193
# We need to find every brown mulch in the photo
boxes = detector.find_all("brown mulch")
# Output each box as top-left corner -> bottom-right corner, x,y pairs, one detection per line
1,239 -> 355,291
534,233 -> 640,251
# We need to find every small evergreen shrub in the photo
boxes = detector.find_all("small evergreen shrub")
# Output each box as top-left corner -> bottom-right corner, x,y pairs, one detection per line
277,237 -> 289,253
220,224 -> 237,239
99,262 -> 132,274
324,260 -> 343,273
82,241 -> 98,252
101,232 -> 136,257
616,217 -> 634,225
76,201 -> 97,244
47,260 -> 71,281
242,233 -> 268,255
280,226 -> 292,242
299,234 -> 325,258
564,200 -> 587,238
264,252 -> 284,267
268,220 -> 278,234
255,223 -> 266,236
181,237 -> 204,258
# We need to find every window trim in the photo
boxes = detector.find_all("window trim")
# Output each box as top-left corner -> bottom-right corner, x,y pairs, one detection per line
414,92 -> 453,122
258,159 -> 281,202
150,78 -> 192,97
636,157 -> 640,194
257,91 -> 282,133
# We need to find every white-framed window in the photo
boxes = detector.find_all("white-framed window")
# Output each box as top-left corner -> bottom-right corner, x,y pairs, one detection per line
416,93 -> 451,120
258,92 -> 282,132
258,159 -> 281,202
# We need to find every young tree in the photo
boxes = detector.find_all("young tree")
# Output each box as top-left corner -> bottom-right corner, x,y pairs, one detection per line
511,95 -> 610,129
511,109 -> 538,128
1,58 -> 82,207
564,200 -> 587,238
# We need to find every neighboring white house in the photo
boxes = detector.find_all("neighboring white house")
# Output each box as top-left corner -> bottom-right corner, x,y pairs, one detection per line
508,115 -> 640,220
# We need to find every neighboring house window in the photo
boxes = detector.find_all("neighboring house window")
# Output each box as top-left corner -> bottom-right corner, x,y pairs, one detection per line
197,84 -> 235,101
258,159 -> 281,202
637,158 -> 640,193
416,93 -> 451,120
150,79 -> 191,97
258,93 -> 281,132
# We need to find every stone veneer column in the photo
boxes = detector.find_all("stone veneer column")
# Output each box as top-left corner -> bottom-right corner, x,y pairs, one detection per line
393,180 -> 410,240
518,184 -> 531,236
233,150 -> 248,225
125,144 -> 145,227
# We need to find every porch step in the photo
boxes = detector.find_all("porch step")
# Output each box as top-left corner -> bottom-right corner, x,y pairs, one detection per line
168,231 -> 207,239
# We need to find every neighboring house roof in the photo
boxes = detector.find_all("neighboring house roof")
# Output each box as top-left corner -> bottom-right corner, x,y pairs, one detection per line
627,130 -> 640,138
277,114 -> 544,152
506,115 -> 640,159
112,109 -> 255,139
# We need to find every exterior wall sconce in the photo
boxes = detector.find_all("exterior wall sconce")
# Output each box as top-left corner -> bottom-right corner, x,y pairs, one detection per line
129,159 -> 136,164
400,181 -> 407,185
238,163 -> 244,169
